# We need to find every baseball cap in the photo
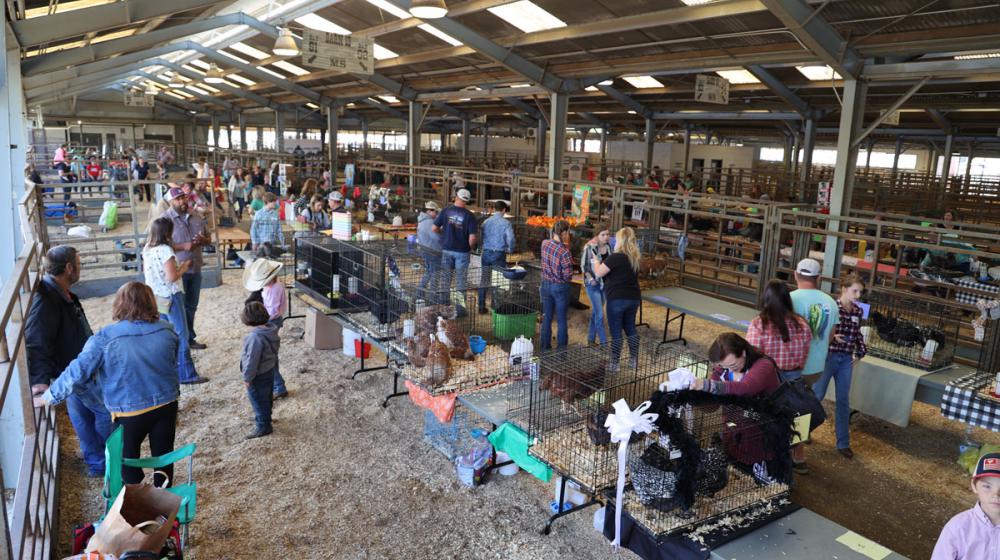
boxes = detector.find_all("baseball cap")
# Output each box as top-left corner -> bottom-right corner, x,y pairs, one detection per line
424,201 -> 440,211
164,187 -> 186,202
328,191 -> 344,201
974,453 -> 1000,480
457,188 -> 471,202
796,258 -> 821,277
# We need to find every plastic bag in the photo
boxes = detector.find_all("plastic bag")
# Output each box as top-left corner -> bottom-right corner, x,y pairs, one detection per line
425,334 -> 451,387
99,201 -> 119,231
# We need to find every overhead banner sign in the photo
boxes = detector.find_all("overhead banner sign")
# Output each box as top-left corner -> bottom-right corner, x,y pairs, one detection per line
124,91 -> 154,107
695,74 -> 730,105
301,29 -> 374,75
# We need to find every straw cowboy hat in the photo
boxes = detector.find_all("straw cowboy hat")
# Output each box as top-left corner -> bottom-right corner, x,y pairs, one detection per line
243,258 -> 282,292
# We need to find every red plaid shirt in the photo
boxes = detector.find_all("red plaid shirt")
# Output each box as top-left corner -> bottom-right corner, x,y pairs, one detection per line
746,316 -> 812,372
541,239 -> 574,284
829,299 -> 868,359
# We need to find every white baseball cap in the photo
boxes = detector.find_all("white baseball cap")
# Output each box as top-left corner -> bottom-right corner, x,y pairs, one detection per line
328,191 -> 344,201
457,189 -> 471,202
796,258 -> 822,277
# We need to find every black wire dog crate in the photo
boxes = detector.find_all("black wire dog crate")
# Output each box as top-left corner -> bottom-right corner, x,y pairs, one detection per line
864,291 -> 961,371
393,266 -> 542,394
515,338 -> 712,495
609,390 -> 795,540
293,235 -> 365,309
973,310 -> 1000,402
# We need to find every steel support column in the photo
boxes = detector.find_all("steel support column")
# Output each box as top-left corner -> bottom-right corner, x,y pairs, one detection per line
599,126 -> 608,180
535,119 -> 547,167
683,125 -> 692,173
547,93 -> 568,215
275,111 -> 285,153
643,118 -> 655,175
328,108 -> 339,183
964,143 -> 975,192
211,114 -> 220,148
890,136 -> 903,181
239,113 -> 248,151
461,119 -> 470,161
256,126 -> 264,151
361,119 -> 369,161
940,133 -> 954,191
822,79 -> 867,281
408,101 -> 423,168
799,118 -> 816,200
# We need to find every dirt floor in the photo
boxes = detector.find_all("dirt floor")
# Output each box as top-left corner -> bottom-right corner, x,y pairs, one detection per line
54,267 -> 999,559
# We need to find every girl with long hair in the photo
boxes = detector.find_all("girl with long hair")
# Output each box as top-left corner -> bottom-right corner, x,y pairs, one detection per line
581,224 -> 612,345
592,227 -> 643,368
746,280 -> 812,382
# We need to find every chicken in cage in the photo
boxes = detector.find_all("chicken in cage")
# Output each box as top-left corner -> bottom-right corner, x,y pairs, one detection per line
864,291 -> 961,371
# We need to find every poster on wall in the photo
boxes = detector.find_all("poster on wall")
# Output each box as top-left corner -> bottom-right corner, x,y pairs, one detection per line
571,185 -> 591,222
567,163 -> 583,181
301,30 -> 374,75
817,180 -> 832,209
695,74 -> 730,105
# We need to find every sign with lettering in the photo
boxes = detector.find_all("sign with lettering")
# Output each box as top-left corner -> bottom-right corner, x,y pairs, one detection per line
124,91 -> 154,107
301,29 -> 374,75
695,74 -> 729,105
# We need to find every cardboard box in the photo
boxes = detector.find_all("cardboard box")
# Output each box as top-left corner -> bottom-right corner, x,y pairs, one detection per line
305,307 -> 342,350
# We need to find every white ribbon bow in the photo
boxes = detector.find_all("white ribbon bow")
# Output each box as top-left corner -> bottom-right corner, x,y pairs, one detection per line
604,399 -> 658,549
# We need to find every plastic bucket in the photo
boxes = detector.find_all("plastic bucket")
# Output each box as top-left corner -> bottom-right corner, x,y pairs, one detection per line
343,328 -> 361,357
354,339 -> 372,359
492,311 -> 537,341
496,452 -> 519,476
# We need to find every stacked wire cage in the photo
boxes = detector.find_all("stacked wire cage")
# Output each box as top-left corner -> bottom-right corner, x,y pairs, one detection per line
395,264 -> 542,396
293,234 -> 365,309
864,290 -> 961,371
974,306 -> 1000,402
510,337 -> 711,495
610,389 -> 795,540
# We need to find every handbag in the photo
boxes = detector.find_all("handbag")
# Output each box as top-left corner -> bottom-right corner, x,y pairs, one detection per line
86,484 -> 182,557
766,367 -> 827,433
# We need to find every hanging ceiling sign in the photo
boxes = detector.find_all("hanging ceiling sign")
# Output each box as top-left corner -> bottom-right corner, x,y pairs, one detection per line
301,29 -> 374,76
694,74 -> 730,105
880,109 -> 900,126
124,91 -> 154,107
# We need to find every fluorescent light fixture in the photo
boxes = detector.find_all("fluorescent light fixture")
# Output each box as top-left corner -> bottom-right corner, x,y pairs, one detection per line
186,85 -> 210,95
627,110 -> 637,114
410,0 -> 448,19
306,102 -> 320,109
273,27 -> 300,57
716,69 -> 759,84
796,65 -> 842,81
378,95 -> 400,104
182,65 -> 205,75
366,0 -> 410,19
459,98 -> 472,101
488,1 -> 566,33
508,84 -> 531,88
174,90 -> 194,99
272,60 -> 310,76
598,79 -> 614,86
198,83 -> 221,93
230,42 -> 270,61
623,75 -> 663,89
585,86 -> 598,92
419,24 -> 462,46
954,52 -> 1000,60
165,91 -> 187,100
189,110 -> 198,114
347,103 -> 356,107
680,0 -> 719,4
189,59 -> 211,70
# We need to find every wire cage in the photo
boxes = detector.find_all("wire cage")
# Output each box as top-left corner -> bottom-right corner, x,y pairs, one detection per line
864,291 -> 962,371
610,390 -> 795,540
293,235 -> 365,309
510,337 -> 712,494
422,407 -> 493,461
393,266 -> 542,396
973,311 -> 1000,402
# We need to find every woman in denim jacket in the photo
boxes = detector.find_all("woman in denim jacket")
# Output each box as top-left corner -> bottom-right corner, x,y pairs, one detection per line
581,224 -> 612,345
36,282 -> 180,486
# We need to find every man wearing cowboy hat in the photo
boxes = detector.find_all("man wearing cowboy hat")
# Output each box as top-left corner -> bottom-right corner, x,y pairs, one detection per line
243,258 -> 290,399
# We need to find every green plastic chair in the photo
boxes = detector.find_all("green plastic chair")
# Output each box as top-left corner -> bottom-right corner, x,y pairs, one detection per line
103,426 -> 198,545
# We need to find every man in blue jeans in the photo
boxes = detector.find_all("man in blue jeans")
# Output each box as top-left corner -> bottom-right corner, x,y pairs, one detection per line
434,189 -> 478,304
25,246 -> 111,477
164,184 -> 211,350
416,201 -> 443,302
478,200 -> 515,314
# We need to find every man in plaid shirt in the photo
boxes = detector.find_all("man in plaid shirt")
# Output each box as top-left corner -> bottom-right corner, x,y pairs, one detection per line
540,221 -> 574,350
250,192 -> 285,253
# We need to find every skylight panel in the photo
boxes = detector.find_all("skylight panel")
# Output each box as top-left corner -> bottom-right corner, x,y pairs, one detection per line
165,91 -> 187,100
419,24 -> 462,46
182,65 -> 205,75
228,74 -> 256,86
623,75 -> 663,89
295,14 -> 351,35
679,0 -> 720,5
230,42 -> 270,60
488,1 -> 566,33
256,66 -> 286,80
219,51 -> 251,65
796,65 -> 842,81
306,103 -> 320,109
189,59 -> 210,70
174,90 -> 194,99
186,85 -> 210,96
273,60 -> 310,76
198,83 -> 221,93
374,45 -> 398,60
715,69 -> 759,84
366,0 -> 411,19
25,0 -> 115,18
379,95 -> 400,104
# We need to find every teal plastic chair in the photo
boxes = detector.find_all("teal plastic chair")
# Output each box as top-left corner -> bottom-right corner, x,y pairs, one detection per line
102,426 -> 198,545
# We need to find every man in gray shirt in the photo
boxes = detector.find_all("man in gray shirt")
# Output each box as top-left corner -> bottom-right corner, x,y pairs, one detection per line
163,187 -> 211,349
